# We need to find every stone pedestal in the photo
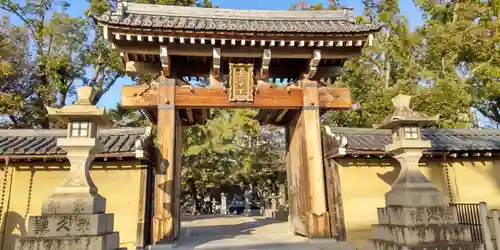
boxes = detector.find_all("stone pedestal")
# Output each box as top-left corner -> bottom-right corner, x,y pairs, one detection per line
367,94 -> 480,249
15,138 -> 120,250
368,206 -> 480,250
367,151 -> 480,249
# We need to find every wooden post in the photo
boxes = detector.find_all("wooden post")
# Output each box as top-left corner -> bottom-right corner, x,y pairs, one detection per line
301,78 -> 331,238
153,76 -> 180,244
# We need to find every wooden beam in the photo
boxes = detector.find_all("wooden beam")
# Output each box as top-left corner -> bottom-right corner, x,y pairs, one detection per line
121,85 -> 351,109
112,41 -> 362,59
176,85 -> 303,109
186,109 -> 194,124
318,87 -> 351,109
275,109 -> 289,123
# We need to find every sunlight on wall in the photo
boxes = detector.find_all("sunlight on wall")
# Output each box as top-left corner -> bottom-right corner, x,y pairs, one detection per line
335,157 -> 500,249
0,162 -> 145,250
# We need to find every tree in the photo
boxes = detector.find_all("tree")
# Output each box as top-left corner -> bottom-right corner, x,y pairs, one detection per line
412,0 -> 499,125
0,0 -> 89,128
296,1 -> 476,128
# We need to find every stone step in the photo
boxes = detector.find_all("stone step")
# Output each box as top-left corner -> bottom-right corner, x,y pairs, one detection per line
368,239 -> 482,250
372,224 -> 473,244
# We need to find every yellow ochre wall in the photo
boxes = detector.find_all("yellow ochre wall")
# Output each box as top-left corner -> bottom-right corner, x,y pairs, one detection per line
334,157 -> 500,250
0,161 -> 148,250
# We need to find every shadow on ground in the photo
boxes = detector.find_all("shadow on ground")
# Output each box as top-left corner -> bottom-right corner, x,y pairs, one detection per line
148,215 -> 355,250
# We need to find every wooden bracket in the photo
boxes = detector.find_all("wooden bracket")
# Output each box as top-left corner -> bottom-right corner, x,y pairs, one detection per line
213,47 -> 221,78
260,49 -> 271,81
308,50 -> 321,79
159,46 -> 170,77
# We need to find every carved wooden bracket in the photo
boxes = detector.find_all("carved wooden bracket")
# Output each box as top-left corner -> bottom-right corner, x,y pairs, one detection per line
229,63 -> 255,102
260,49 -> 271,81
308,50 -> 322,79
159,46 -> 170,77
212,47 -> 221,79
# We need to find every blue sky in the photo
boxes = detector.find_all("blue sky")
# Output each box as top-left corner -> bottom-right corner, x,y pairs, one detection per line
11,0 -> 424,109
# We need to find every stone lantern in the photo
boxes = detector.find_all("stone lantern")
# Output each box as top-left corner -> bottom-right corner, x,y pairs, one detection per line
16,86 -> 119,250
374,94 -> 442,207
43,86 -> 108,212
368,94 -> 479,250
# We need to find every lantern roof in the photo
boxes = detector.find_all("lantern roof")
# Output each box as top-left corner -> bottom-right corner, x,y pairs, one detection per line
46,87 -> 107,125
374,94 -> 439,130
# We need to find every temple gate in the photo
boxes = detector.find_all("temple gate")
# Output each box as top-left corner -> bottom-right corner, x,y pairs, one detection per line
94,1 -> 380,245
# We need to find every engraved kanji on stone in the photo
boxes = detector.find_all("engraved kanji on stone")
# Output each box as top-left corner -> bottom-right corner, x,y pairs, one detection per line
76,216 -> 91,233
56,217 -> 72,232
33,217 -> 49,236
410,210 -> 424,224
73,199 -> 85,213
47,199 -> 58,213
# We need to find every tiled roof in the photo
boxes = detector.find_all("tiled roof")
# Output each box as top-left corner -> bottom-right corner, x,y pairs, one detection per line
0,127 -> 151,157
95,3 -> 380,34
324,127 -> 500,155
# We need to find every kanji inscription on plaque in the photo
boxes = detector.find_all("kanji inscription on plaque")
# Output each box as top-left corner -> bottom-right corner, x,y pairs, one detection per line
229,63 -> 254,102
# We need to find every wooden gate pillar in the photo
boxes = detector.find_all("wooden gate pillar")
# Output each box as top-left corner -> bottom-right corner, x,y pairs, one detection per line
153,76 -> 181,244
286,78 -> 331,239
301,78 -> 331,238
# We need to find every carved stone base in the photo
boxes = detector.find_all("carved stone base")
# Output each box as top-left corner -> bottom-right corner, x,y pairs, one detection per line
42,193 -> 106,215
26,214 -> 114,237
17,213 -> 119,250
368,206 -> 480,250
376,206 -> 457,226
385,187 -> 446,207
15,232 -> 119,250
368,240 -> 481,250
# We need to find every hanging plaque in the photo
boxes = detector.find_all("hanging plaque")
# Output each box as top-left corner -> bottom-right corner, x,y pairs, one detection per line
229,63 -> 254,102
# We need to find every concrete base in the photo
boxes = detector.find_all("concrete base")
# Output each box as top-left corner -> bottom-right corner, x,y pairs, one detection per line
15,232 -> 119,250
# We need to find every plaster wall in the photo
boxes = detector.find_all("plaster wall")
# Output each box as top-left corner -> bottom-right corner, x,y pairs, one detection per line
334,157 -> 500,250
0,161 -> 148,250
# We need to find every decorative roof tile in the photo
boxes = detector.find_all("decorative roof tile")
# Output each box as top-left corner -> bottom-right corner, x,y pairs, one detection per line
94,3 -> 380,34
0,128 -> 151,157
324,127 -> 500,155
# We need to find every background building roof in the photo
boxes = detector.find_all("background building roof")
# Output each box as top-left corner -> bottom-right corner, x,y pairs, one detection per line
0,127 -> 151,159
324,127 -> 500,157
95,2 -> 380,34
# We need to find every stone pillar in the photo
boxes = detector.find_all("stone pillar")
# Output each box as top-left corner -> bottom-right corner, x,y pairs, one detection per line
220,193 -> 227,215
368,94 -> 480,250
15,86 -> 119,250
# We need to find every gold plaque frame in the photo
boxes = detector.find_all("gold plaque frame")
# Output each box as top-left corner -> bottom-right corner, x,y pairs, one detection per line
228,63 -> 255,102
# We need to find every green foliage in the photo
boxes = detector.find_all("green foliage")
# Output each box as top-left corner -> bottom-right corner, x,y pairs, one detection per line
306,0 -> 498,129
